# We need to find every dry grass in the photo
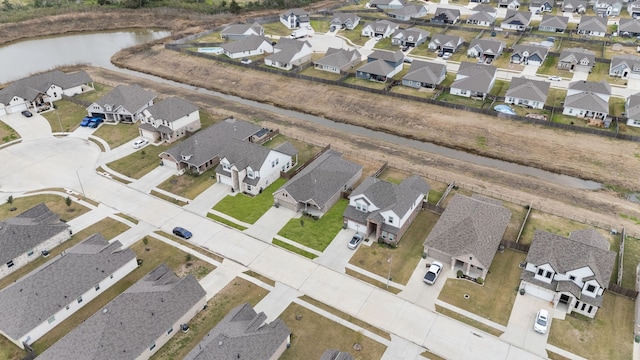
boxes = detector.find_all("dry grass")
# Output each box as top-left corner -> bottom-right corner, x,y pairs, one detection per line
376,166 -> 411,184
92,122 -> 142,149
107,143 -> 169,179
435,305 -> 504,337
243,270 -> 276,287
344,268 -> 402,294
518,210 -> 614,246
262,134 -> 323,171
0,193 -> 90,222
156,167 -> 217,200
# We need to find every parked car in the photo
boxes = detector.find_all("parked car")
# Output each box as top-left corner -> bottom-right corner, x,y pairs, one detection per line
348,233 -> 364,250
21,110 -> 33,118
240,58 -> 252,65
423,261 -> 443,284
534,309 -> 549,334
403,57 -> 414,63
80,116 -> 93,127
402,45 -> 410,52
437,51 -> 444,57
548,75 -> 561,81
132,138 -> 148,149
88,117 -> 103,128
485,57 -> 493,64
442,52 -> 452,60
172,227 -> 193,239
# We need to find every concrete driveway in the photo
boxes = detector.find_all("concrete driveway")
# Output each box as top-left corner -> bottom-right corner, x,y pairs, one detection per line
398,257 -> 452,311
314,228 -> 363,272
500,294 -> 554,359
1,112 -> 52,140
305,33 -> 348,53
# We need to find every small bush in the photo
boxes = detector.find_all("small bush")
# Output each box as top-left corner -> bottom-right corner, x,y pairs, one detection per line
476,277 -> 484,285
457,270 -> 464,278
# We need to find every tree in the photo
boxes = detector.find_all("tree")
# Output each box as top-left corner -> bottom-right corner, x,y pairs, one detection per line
65,196 -> 72,208
229,0 -> 240,14
2,0 -> 14,11
220,0 -> 226,7
6,195 -> 12,205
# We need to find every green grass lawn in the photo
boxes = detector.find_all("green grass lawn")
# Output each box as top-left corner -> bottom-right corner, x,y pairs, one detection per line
262,21 -> 291,37
157,166 -> 217,200
106,143 -> 169,179
537,55 -> 560,77
349,211 -> 439,285
272,238 -> 318,259
262,135 -> 323,171
437,92 -> 489,109
489,80 -> 510,97
622,236 -> 640,289
0,193 -> 90,222
278,198 -> 348,252
206,213 -> 248,231
589,62 -> 626,85
437,249 -> 527,326
337,26 -> 368,46
93,121 -> 142,149
42,100 -> 87,133
548,293 -> 634,360
435,305 -> 504,337
343,76 -> 388,90
0,121 -> 18,143
299,66 -> 346,81
75,83 -> 112,104
310,19 -> 330,33
213,178 -> 286,224
518,209 -> 610,245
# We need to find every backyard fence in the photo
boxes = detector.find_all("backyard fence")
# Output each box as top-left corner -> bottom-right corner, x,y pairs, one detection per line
608,283 -> 639,300
279,144 -> 331,180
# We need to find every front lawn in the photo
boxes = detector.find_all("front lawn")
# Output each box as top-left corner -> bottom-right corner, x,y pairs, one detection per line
0,193 -> 89,222
337,26 -> 368,46
42,100 -> 86,133
278,198 -> 348,252
437,249 -> 526,326
106,143 -> 169,179
157,166 -> 217,200
349,211 -> 440,285
0,121 -> 18,143
93,122 -> 142,149
212,178 -> 286,224
548,293 -> 634,360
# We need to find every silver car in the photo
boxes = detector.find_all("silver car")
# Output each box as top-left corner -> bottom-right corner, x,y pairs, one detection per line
348,234 -> 364,250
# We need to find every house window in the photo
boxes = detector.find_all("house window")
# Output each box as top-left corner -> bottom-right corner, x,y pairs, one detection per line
581,303 -> 586,311
222,162 -> 230,171
388,216 -> 394,224
95,284 -> 100,291
388,233 -> 394,241
28,250 -> 34,257
586,284 -> 596,292
247,169 -> 254,179
6,260 -> 14,268
276,158 -> 279,165
47,316 -> 55,324
356,202 -> 367,212
569,275 -> 576,281
537,268 -> 544,276
110,274 -> 114,279
66,305 -> 70,310
575,301 -> 579,308
77,296 -> 83,304
271,161 -> 275,168
167,327 -> 173,335
150,343 -> 156,351
545,271 -> 552,279
247,185 -> 252,191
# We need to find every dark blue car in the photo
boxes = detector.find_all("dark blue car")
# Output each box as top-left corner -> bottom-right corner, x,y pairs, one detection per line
80,116 -> 93,127
172,227 -> 192,239
88,117 -> 103,128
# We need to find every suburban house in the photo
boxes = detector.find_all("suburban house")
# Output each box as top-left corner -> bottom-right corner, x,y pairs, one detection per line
428,34 -> 464,54
561,0 -> 587,13
314,48 -> 362,74
265,38 -> 313,71
369,0 -> 405,10
629,2 -> 640,18
530,0 -> 554,12
501,10 -> 532,31
450,62 -> 497,100
356,50 -> 405,81
280,8 -> 310,29
0,234 -> 137,349
594,0 -> 622,17
391,27 -> 430,47
577,16 -> 607,37
184,303 -> 291,360
431,7 -> 460,24
139,97 -> 201,143
220,22 -> 264,40
273,150 -> 363,215
505,76 -> 550,109
563,80 -> 611,119
0,69 -> 93,115
558,48 -> 596,72
520,229 -> 616,318
466,39 -> 506,60
86,84 -> 156,123
160,117 -> 267,172
330,13 -> 361,30
498,0 -> 520,9
38,264 -> 207,360
619,18 -> 640,37
361,19 -> 399,38
387,4 -> 428,21
538,15 -> 569,33
609,54 -> 640,79
220,35 -> 274,59
423,194 -> 511,278
624,93 -> 640,127
510,44 -> 549,65
402,60 -> 447,89
343,175 -> 429,245
0,203 -> 70,281
466,5 -> 497,26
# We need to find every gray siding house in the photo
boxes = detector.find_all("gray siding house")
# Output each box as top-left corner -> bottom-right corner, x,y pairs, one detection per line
314,48 -> 362,74
505,76 -> 550,109
139,97 -> 201,144
87,84 -> 156,123
538,15 -> 569,33
558,48 -> 596,72
401,60 -> 447,89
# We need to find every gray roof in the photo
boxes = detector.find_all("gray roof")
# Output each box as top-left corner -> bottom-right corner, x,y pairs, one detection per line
539,15 -> 569,29
468,39 -> 505,55
145,97 -> 198,123
430,34 -> 463,48
505,76 -> 549,102
221,22 -> 263,37
266,37 -> 311,64
568,80 -> 611,95
274,141 -> 299,157
0,203 -> 70,265
468,11 -> 496,23
184,303 -> 291,360
363,19 -> 399,33
611,54 -> 640,70
452,62 -> 497,93
559,48 -> 596,66
358,59 -> 395,76
403,60 -> 446,84
423,194 -> 512,270
221,35 -> 271,54
368,49 -> 404,63
511,44 -> 549,60
619,18 -> 640,33
161,118 -> 261,167
274,150 -> 362,209
471,4 -> 496,12
626,92 -> 640,119
503,10 -> 532,25
0,69 -> 91,104
389,4 -> 426,17
331,13 -> 360,25
564,92 -> 609,113
38,264 -> 206,360
95,84 -> 156,114
392,27 -> 430,41
320,349 -> 355,360
214,137 -> 275,174
562,0 -> 586,9
578,16 -> 607,32
0,234 -> 136,341
434,7 -> 460,19
315,48 -> 361,69
569,228 -> 610,250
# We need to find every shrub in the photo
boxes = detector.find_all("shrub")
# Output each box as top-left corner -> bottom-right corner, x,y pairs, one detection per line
457,270 -> 464,278
476,277 -> 484,285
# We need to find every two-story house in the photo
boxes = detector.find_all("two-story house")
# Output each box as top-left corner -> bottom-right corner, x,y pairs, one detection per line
557,48 -> 596,73
563,80 -> 611,119
450,62 -> 497,100
280,8 -> 309,29
139,97 -> 201,143
86,84 -> 156,123
505,76 -> 550,109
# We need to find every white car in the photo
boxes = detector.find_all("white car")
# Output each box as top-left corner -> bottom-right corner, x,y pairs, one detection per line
548,76 -> 561,81
534,309 -> 549,334
423,261 -> 443,284
442,52 -> 452,60
132,138 -> 148,149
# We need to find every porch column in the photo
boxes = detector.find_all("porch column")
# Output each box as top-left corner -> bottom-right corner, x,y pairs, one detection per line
465,262 -> 471,275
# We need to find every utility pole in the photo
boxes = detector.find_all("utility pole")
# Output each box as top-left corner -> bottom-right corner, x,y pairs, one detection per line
386,256 -> 393,289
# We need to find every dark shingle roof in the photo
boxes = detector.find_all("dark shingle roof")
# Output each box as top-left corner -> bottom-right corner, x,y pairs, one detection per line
95,84 -> 156,114
0,70 -> 92,104
0,234 -> 136,341
539,15 -> 569,29
403,60 -> 446,84
505,76 -> 550,102
564,92 -> 609,113
626,92 -> 640,119
184,303 -> 291,360
559,48 -> 596,66
266,38 -> 311,64
578,16 -> 607,33
358,59 -> 395,77
314,48 -> 361,69
38,264 -> 206,360
221,35 -> 271,54
274,142 -> 299,157
368,49 -> 405,63
452,62 -> 497,93
568,80 -> 611,95
423,194 -> 511,270
0,203 -> 70,265
145,97 -> 198,123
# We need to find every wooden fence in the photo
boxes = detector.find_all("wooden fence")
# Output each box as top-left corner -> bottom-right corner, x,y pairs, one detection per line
500,240 -> 530,253
280,144 -> 331,180
608,283 -> 639,300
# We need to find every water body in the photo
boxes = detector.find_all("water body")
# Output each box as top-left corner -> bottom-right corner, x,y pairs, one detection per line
0,30 -> 601,189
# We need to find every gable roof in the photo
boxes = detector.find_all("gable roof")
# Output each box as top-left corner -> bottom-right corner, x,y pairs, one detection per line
511,44 -> 549,59
363,19 -> 399,33
505,76 -> 550,102
274,150 -> 362,210
452,62 -> 497,93
38,264 -> 205,360
358,59 -> 395,76
145,97 -> 198,123
221,35 -> 272,54
619,18 -> 640,33
162,118 -> 261,167
539,15 -> 569,29
184,303 -> 291,360
568,80 -> 611,95
564,92 -> 609,113
0,234 -> 136,341
562,0 -> 586,9
468,11 -> 496,22
0,203 -> 70,265
331,13 -> 360,24
559,48 -> 596,66
392,27 -> 430,41
611,54 -> 640,70
434,7 -> 460,19
503,10 -> 532,25
389,4 -> 427,17
95,84 -> 156,113
315,48 -> 362,69
471,4 -> 497,12
626,92 -> 640,119
468,39 -> 505,54
423,194 -> 511,270
221,22 -> 263,37
578,16 -> 608,32
368,49 -> 404,63
403,60 -> 446,84
0,69 -> 92,104
430,34 -> 464,47
266,37 -> 311,64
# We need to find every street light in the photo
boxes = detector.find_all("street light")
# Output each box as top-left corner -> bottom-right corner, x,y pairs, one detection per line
76,168 -> 86,199
386,256 -> 393,289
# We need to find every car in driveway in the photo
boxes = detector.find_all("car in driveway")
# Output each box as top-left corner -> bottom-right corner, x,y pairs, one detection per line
442,52 -> 452,60
534,309 -> 549,334
80,116 -> 93,127
172,227 -> 192,239
548,76 -> 561,81
132,138 -> 148,149
21,110 -> 33,118
88,118 -> 103,128
423,261 -> 443,284
348,233 -> 364,250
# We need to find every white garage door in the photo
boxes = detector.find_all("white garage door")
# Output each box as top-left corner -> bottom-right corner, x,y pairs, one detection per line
161,159 -> 180,170
0,107 -> 6,116
522,282 -> 555,301
218,174 -> 233,186
346,220 -> 361,231
8,102 -> 28,113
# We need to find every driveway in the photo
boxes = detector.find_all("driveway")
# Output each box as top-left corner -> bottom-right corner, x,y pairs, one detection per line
305,33 -> 348,53
398,257 -> 452,311
571,70 -> 589,81
313,228 -> 363,272
500,294 -> 554,359
1,112 -> 52,140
